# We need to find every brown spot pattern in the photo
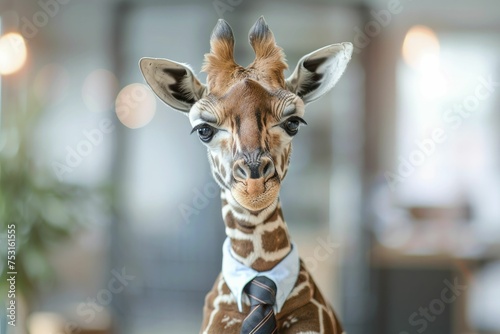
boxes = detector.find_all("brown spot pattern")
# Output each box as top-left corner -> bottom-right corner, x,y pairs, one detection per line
231,239 -> 254,258
261,226 -> 290,253
224,210 -> 253,234
263,207 -> 280,224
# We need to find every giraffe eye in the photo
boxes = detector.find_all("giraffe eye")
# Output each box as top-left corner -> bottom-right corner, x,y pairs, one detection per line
282,116 -> 307,136
191,124 -> 217,143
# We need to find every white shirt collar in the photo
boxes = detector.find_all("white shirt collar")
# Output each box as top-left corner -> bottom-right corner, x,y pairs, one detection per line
222,237 -> 300,313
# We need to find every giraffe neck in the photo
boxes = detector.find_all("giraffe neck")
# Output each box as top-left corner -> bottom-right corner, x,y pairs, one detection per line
221,189 -> 292,272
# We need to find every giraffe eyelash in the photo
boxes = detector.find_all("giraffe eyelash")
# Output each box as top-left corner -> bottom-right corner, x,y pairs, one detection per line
287,116 -> 307,126
190,123 -> 216,134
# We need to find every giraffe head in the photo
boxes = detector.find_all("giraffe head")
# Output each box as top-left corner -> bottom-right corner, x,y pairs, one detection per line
140,17 -> 352,213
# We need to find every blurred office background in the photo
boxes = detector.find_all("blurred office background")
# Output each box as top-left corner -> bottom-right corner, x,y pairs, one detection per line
0,0 -> 499,333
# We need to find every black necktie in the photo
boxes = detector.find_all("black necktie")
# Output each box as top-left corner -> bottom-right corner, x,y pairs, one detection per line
241,276 -> 278,334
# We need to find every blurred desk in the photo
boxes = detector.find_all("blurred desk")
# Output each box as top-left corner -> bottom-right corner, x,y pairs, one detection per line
371,243 -> 500,268
369,205 -> 493,334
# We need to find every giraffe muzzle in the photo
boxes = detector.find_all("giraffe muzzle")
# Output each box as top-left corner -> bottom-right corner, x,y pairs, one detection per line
231,155 -> 280,211
232,156 -> 275,182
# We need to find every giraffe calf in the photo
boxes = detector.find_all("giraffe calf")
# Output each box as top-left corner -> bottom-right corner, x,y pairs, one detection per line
140,17 -> 352,334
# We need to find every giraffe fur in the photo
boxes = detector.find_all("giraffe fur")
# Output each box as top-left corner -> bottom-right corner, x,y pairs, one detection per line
140,16 -> 352,334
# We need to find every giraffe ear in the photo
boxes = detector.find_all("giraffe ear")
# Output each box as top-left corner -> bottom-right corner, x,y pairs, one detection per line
286,42 -> 353,104
139,58 -> 206,113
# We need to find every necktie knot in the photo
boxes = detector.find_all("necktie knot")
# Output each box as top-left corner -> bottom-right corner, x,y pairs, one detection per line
244,276 -> 277,307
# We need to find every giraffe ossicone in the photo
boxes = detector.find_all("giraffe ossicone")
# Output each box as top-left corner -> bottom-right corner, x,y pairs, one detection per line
140,16 -> 352,334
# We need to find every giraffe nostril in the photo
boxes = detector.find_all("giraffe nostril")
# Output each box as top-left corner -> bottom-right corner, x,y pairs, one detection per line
233,161 -> 250,181
233,157 -> 275,181
261,159 -> 275,179
262,162 -> 270,176
238,166 -> 247,179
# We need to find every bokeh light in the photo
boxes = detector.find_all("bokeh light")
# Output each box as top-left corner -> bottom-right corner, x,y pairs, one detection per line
115,83 -> 157,129
402,25 -> 447,98
82,69 -> 119,112
27,312 -> 66,334
0,32 -> 27,75
402,25 -> 440,70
